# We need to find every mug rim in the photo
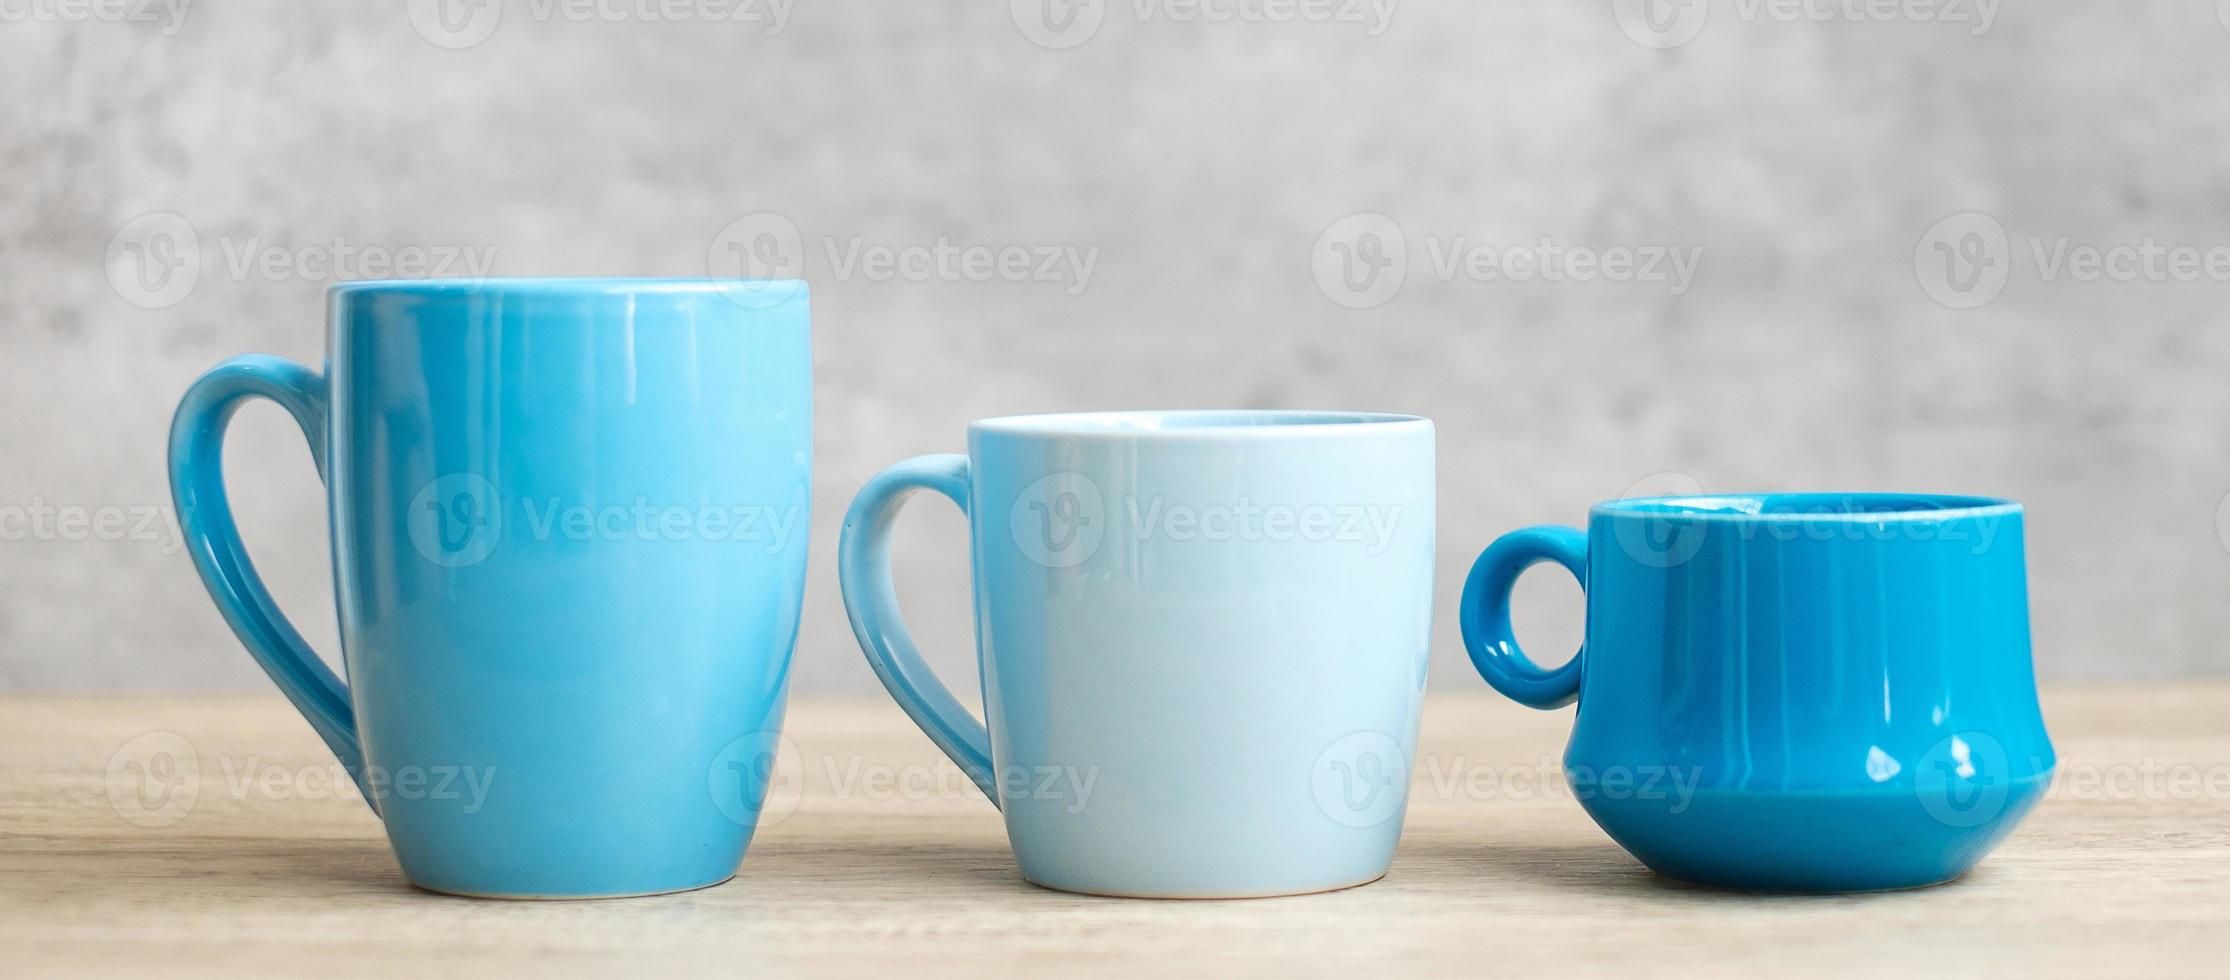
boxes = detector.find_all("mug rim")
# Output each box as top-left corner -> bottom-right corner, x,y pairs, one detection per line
969,409 -> 1430,439
1592,493 -> 2020,522
329,277 -> 808,298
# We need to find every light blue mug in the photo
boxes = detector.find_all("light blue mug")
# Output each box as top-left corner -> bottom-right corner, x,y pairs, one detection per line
839,411 -> 1434,898
168,278 -> 812,898
1464,493 -> 2054,892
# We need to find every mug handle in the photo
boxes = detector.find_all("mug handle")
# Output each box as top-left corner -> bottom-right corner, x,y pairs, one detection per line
168,354 -> 372,806
1460,525 -> 1589,709
837,454 -> 998,804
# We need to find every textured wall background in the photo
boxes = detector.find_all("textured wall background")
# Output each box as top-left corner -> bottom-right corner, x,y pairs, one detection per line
4,1 -> 2229,700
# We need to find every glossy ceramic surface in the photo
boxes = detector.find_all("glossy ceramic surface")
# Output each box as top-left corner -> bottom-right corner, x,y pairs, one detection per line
1463,494 -> 2054,892
839,411 -> 1435,898
168,278 -> 812,898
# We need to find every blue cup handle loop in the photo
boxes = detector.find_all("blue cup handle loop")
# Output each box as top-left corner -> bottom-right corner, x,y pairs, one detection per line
837,454 -> 999,805
1460,525 -> 1589,710
168,355 -> 373,807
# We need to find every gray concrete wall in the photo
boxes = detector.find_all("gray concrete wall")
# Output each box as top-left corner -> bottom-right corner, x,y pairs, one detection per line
4,1 -> 2228,699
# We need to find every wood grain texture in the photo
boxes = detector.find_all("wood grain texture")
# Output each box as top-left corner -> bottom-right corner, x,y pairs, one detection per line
5,687 -> 2229,979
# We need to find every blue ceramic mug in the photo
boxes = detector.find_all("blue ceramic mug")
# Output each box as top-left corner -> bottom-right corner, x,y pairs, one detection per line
839,411 -> 1434,898
1463,494 -> 2055,892
168,278 -> 812,898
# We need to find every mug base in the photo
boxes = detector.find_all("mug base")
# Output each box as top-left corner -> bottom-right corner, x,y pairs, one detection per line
1579,769 -> 2050,895
1649,867 -> 1968,895
1020,870 -> 1387,901
409,872 -> 737,901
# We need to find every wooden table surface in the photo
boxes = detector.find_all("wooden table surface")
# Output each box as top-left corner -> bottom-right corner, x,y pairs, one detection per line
5,687 -> 2229,978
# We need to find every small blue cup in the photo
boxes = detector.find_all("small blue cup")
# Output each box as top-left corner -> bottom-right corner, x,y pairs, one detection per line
169,278 -> 811,898
1463,494 -> 2054,892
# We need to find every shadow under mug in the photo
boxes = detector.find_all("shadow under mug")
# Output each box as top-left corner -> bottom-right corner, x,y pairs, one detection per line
168,278 -> 812,898
1462,493 -> 2055,892
838,411 -> 1435,898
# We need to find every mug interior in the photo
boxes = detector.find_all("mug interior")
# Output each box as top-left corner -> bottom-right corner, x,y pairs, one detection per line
970,410 -> 1425,437
330,276 -> 806,299
1595,493 -> 2017,521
